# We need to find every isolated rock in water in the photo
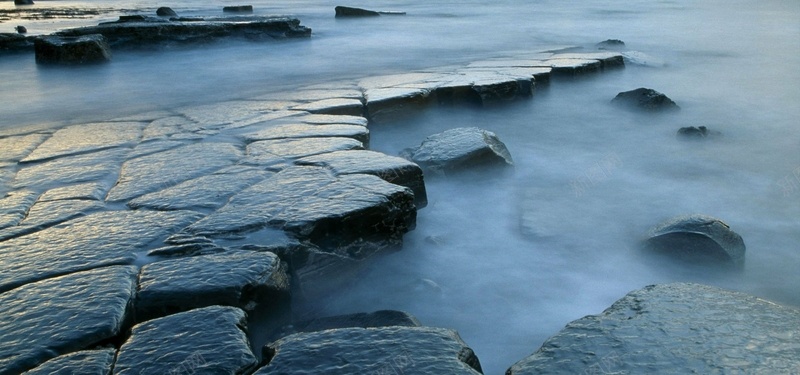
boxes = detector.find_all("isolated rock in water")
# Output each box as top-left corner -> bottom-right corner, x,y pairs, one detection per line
0,210 -> 202,293
335,6 -> 381,17
677,125 -> 720,139
34,34 -> 111,65
0,266 -> 137,374
611,87 -> 680,112
257,326 -> 482,374
223,5 -> 253,13
14,0 -> 34,5
643,214 -> 746,269
401,127 -> 513,175
114,306 -> 258,375
20,348 -> 116,375
270,310 -> 421,341
156,7 -> 177,17
15,25 -> 27,34
136,251 -> 289,322
507,283 -> 800,374
595,39 -> 625,50
297,150 -> 427,208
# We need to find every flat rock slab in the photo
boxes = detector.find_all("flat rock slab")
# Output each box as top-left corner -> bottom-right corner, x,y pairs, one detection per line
401,127 -> 513,175
57,16 -> 312,48
0,133 -> 49,162
37,181 -> 108,202
20,348 -> 116,375
298,149 -> 427,208
107,142 -> 242,202
0,210 -> 202,293
136,251 -> 289,321
257,326 -> 483,374
0,189 -> 38,230
245,137 -> 364,166
188,165 -> 416,256
507,283 -> 800,374
242,123 -> 370,146
272,310 -> 421,340
128,166 -> 269,211
21,122 -> 143,163
12,148 -> 129,190
0,266 -> 137,374
113,306 -> 258,375
644,214 -> 746,269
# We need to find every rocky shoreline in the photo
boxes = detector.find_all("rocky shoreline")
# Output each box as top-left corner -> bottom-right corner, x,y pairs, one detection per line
1,9 -> 799,374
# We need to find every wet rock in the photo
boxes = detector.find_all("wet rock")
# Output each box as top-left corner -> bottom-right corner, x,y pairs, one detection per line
136,251 -> 289,321
611,87 -> 680,112
298,150 -> 427,208
0,210 -> 202,293
12,148 -> 129,190
14,0 -> 34,5
595,39 -> 625,50
677,125 -> 721,139
114,306 -> 258,375
242,123 -> 370,146
106,142 -> 242,202
244,137 -> 364,166
188,166 -> 416,255
0,32 -> 35,51
334,6 -> 381,17
156,7 -> 177,17
37,181 -> 108,202
292,98 -> 365,116
15,25 -> 27,34
296,113 -> 368,126
0,266 -> 137,374
545,58 -> 602,75
643,214 -> 746,269
401,127 -> 513,175
548,52 -> 625,70
127,166 -> 269,210
223,5 -> 254,13
0,189 -> 38,230
257,326 -> 483,374
20,348 -> 116,375
146,242 -> 226,257
507,283 -> 800,374
271,310 -> 421,341
364,87 -> 432,121
19,198 -> 104,230
34,34 -> 112,65
21,122 -> 143,163
57,16 -> 312,48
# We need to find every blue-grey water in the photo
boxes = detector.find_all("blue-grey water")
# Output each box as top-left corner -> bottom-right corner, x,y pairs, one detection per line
2,1 -> 799,373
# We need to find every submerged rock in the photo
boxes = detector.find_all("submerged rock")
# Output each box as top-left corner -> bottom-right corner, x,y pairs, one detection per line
611,87 -> 680,112
223,5 -> 254,13
34,34 -> 112,65
14,0 -> 34,5
507,283 -> 800,374
20,348 -> 116,375
643,214 -> 746,269
114,306 -> 258,375
0,266 -> 137,374
677,125 -> 721,139
595,39 -> 625,50
401,127 -> 513,175
257,326 -> 483,374
136,251 -> 289,322
271,310 -> 421,341
155,7 -> 177,17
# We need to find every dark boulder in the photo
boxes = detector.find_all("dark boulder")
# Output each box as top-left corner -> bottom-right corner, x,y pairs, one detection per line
595,39 -> 625,50
156,7 -> 177,17
611,87 -> 680,112
223,5 -> 254,13
135,251 -> 290,322
677,125 -> 721,139
34,34 -> 112,65
15,26 -> 27,34
14,0 -> 34,5
335,6 -> 381,17
401,127 -> 514,175
643,214 -> 745,269
114,306 -> 258,375
257,326 -> 483,374
507,283 -> 800,374
269,310 -> 421,341
0,33 -> 35,51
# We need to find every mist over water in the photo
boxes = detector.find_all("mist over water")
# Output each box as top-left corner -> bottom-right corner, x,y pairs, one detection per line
2,0 -> 799,374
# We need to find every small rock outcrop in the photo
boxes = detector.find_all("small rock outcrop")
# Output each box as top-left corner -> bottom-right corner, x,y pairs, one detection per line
507,283 -> 800,374
223,5 -> 254,13
257,326 -> 483,374
595,39 -> 625,50
114,306 -> 258,375
14,0 -> 34,5
34,34 -> 112,65
401,127 -> 513,175
677,125 -> 720,139
611,87 -> 680,112
334,6 -> 381,17
155,7 -> 177,17
643,214 -> 746,269
0,33 -> 35,51
15,26 -> 27,34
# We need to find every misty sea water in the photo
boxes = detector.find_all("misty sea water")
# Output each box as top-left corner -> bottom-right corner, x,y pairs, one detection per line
1,0 -> 799,373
